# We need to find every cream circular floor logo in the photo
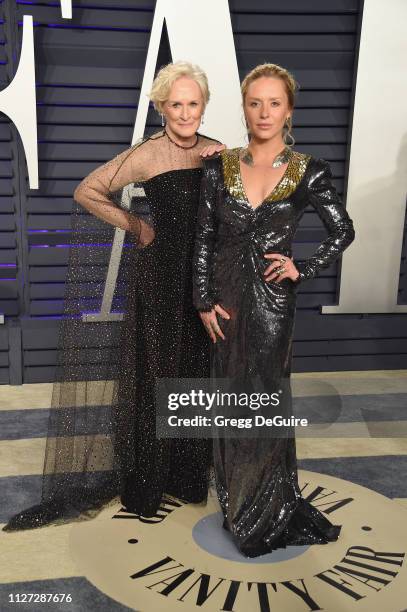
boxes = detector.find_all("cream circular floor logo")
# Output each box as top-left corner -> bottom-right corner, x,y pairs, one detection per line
69,471 -> 407,611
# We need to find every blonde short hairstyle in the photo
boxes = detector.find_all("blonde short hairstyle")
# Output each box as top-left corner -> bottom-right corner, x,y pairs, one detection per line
149,61 -> 210,114
241,63 -> 298,109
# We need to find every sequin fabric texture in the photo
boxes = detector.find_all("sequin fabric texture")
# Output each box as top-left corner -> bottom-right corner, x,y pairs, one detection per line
193,149 -> 355,557
3,130 -> 219,532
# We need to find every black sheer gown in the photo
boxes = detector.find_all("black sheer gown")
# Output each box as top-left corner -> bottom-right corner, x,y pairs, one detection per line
193,147 -> 355,557
3,130 -> 219,532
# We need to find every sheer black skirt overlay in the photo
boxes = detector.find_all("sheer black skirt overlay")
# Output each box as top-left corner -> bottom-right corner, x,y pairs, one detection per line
3,167 -> 212,532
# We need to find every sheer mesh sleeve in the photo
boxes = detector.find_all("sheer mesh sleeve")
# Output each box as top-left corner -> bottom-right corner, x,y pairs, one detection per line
73,143 -> 155,247
293,158 -> 355,284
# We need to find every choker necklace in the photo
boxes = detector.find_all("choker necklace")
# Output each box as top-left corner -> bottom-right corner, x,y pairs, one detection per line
240,145 -> 292,168
165,129 -> 199,150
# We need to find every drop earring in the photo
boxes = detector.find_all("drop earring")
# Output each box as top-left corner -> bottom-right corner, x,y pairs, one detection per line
201,115 -> 205,125
161,114 -> 165,127
283,117 -> 295,147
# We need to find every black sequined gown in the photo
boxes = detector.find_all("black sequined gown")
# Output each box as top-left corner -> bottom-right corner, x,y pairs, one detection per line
193,147 -> 355,557
117,166 -> 212,515
3,130 -> 218,532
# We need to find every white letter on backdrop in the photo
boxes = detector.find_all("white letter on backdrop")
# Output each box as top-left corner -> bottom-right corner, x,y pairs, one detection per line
0,15 -> 38,189
322,0 -> 407,314
60,1 -> 72,19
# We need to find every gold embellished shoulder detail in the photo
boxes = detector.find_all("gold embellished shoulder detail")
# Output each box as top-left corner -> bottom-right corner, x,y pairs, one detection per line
269,150 -> 312,202
219,148 -> 243,201
220,148 -> 312,204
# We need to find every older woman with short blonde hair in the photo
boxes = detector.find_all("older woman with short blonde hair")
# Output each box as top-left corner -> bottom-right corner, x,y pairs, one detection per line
150,60 -> 210,114
3,61 -> 224,532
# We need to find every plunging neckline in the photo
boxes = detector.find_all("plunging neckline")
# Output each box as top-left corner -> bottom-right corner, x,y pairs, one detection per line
237,148 -> 293,211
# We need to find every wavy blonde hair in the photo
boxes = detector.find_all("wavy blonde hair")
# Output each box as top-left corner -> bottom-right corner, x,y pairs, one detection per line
149,61 -> 210,114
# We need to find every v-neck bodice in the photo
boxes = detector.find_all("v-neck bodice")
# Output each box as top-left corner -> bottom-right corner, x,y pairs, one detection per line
193,151 -> 355,311
220,147 -> 311,211
238,147 -> 293,210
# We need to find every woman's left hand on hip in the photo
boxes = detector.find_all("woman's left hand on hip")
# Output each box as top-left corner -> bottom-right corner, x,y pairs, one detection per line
263,253 -> 299,283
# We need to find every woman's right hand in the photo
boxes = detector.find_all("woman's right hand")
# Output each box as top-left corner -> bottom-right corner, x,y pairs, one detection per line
200,143 -> 226,158
199,304 -> 230,343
